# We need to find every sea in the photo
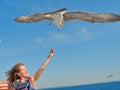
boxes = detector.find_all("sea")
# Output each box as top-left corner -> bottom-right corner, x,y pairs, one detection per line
38,81 -> 120,90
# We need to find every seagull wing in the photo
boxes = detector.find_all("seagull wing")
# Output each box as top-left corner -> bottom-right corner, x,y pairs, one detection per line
15,13 -> 52,23
15,8 -> 67,29
63,11 -> 120,23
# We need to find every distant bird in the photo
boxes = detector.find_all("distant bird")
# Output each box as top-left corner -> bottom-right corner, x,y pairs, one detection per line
107,74 -> 115,78
107,72 -> 120,78
15,8 -> 120,29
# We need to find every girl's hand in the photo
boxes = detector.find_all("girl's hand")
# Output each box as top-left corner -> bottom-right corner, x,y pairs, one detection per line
48,48 -> 54,58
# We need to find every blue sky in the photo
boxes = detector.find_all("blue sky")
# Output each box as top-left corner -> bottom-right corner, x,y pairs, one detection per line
0,0 -> 120,89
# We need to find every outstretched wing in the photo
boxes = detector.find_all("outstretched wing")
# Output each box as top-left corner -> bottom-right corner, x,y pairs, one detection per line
63,11 -> 120,23
15,13 -> 51,23
15,8 -> 67,29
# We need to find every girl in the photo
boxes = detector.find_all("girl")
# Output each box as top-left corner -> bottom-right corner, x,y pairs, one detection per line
6,48 -> 54,90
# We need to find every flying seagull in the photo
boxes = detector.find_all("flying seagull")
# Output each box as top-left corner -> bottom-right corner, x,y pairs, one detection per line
15,8 -> 120,29
107,72 -> 120,78
107,74 -> 114,78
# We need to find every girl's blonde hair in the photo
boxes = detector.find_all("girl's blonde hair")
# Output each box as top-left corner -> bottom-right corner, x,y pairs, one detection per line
6,63 -> 24,83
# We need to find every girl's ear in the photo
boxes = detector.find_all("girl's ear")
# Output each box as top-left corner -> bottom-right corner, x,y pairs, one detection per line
16,72 -> 20,77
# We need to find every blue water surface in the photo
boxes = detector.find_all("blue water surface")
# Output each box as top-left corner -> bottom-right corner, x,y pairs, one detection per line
40,81 -> 120,90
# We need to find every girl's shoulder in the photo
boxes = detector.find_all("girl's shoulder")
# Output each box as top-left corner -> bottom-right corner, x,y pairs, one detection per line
11,78 -> 28,88
11,77 -> 36,89
10,80 -> 18,89
27,76 -> 36,88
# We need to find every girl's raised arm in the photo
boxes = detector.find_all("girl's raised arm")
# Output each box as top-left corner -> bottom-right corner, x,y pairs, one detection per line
32,48 -> 54,81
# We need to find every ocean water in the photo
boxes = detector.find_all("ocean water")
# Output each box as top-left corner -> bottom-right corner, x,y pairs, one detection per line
39,81 -> 120,90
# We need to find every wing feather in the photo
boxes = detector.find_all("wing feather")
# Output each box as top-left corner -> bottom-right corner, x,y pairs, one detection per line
15,13 -> 52,23
63,11 -> 120,23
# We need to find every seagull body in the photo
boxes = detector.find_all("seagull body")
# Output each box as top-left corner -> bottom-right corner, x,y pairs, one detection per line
15,8 -> 120,29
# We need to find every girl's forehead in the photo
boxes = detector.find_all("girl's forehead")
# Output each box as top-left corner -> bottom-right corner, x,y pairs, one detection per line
19,65 -> 26,69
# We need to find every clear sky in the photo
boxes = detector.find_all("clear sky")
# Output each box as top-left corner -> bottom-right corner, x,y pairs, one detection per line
0,0 -> 120,89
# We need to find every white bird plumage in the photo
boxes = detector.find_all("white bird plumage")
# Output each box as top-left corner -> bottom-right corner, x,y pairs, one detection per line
15,8 -> 120,29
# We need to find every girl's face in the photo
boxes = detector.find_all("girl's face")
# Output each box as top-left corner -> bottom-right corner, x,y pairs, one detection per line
17,65 -> 28,79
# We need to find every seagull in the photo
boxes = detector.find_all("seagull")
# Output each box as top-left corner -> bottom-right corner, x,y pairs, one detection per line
15,8 -> 120,29
107,72 -> 120,78
107,74 -> 115,78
